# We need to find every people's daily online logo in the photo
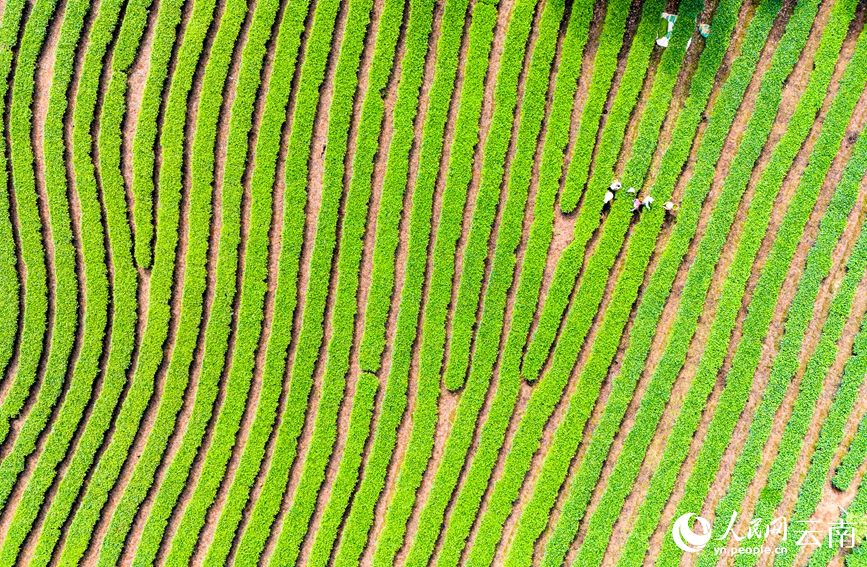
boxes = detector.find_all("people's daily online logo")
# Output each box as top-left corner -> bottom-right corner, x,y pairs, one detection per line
672,513 -> 713,552
669,511 -> 864,557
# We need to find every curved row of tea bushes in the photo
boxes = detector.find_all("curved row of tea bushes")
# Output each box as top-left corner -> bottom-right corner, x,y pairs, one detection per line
729,41 -> 867,567
836,414 -> 867,491
156,0 -> 340,563
194,0 -> 315,564
0,0 -> 76,474
749,141 -> 867,567
263,0 -> 406,563
506,0 -> 751,564
0,182 -> 15,377
56,0 -> 223,558
430,3 -> 620,564
1,0 -> 53,455
0,0 -> 26,380
329,0 -> 472,562
788,301 -> 867,567
806,461 -> 867,567
734,212 -> 867,567
230,0 -> 378,563
556,0 -> 631,214
665,7 -> 864,567
305,371 -> 378,567
25,0 -> 148,559
834,354 -> 867,491
354,0 -> 435,375
97,0 -> 257,560
0,0 -> 133,557
366,0 -> 502,563
465,2 -> 696,566
220,0 -> 344,559
460,0 -> 672,561
0,0 -> 86,509
129,0 -> 186,268
520,0 -> 665,383
0,0 -> 31,543
300,0 -> 437,563
211,0 -> 431,563
556,0 -> 815,563
133,0 -> 316,563
159,0 -> 265,553
402,1 -> 573,564
441,0 -> 553,394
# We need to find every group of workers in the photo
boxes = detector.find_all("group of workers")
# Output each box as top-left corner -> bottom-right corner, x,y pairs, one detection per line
602,179 -> 675,214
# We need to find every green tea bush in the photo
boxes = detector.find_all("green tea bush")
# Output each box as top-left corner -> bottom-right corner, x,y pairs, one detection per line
264,0 -> 406,563
132,0 -> 313,562
693,28 -> 867,567
356,0 -> 435,374
752,135 -> 867,567
403,0 -> 571,564
731,48 -> 867,567
367,1 -> 501,563
555,0 -> 631,213
0,0 -> 85,508
2,0 -> 53,458
305,372 -> 379,567
129,0 -> 187,268
222,0 -> 347,559
301,0 -> 437,564
442,0 -> 557,393
836,414 -> 867,491
98,0 -> 270,561
464,2 -> 694,565
0,0 -> 133,557
808,467 -> 867,567
57,0 -> 223,558
503,0 -> 752,563
561,0 -> 816,561
25,0 -> 147,560
0,0 -> 25,380
520,0 -> 665,383
667,8 -> 862,567
194,0 -> 314,563
330,0 -> 471,562
429,3 -> 612,564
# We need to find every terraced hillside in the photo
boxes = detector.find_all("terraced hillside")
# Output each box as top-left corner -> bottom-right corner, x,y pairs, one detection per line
4,0 -> 867,564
